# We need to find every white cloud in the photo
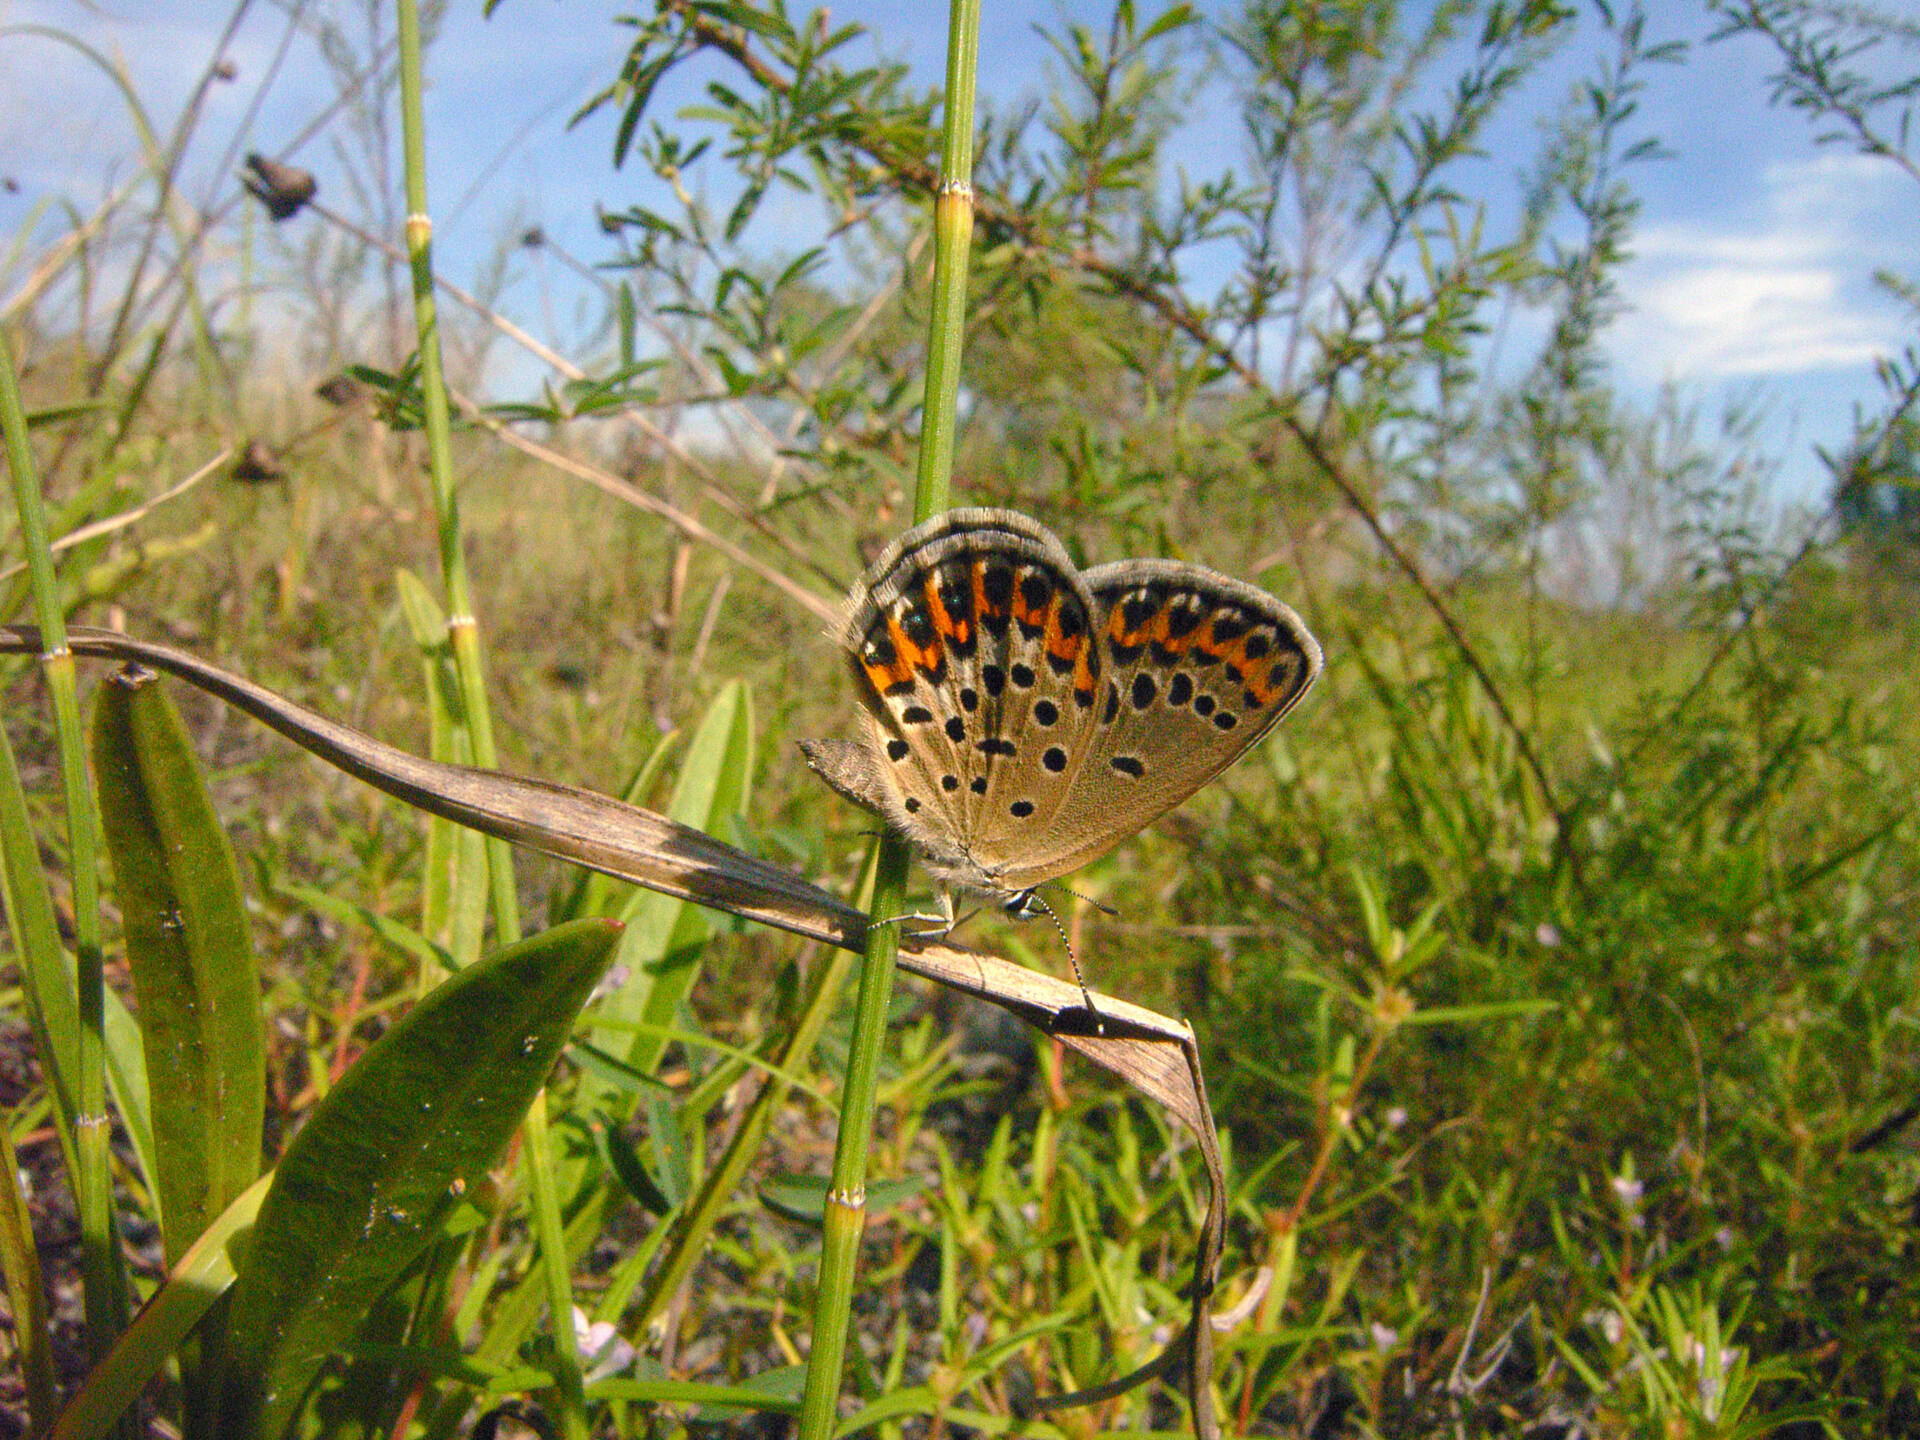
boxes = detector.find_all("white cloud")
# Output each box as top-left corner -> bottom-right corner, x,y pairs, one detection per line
1612,153 -> 1910,380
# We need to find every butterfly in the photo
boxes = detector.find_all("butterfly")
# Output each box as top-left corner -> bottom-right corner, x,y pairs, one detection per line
800,508 -> 1322,920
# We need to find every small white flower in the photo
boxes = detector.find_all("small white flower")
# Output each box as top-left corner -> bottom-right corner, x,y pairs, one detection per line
572,1306 -> 638,1382
1585,1307 -> 1625,1347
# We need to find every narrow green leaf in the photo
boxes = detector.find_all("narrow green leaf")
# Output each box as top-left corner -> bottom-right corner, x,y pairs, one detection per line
275,881 -> 452,975
99,985 -> 156,1219
588,681 -> 754,1085
1139,3 -> 1195,44
91,668 -> 263,1267
588,1372 -> 803,1412
0,699 -> 82,1167
50,1173 -> 272,1440
582,1113 -> 675,1216
758,1173 -> 923,1226
0,1112 -> 57,1430
218,918 -> 623,1440
396,569 -> 488,969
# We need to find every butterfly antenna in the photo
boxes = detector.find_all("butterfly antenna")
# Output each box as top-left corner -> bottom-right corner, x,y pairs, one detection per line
1024,890 -> 1101,1030
1055,882 -> 1118,919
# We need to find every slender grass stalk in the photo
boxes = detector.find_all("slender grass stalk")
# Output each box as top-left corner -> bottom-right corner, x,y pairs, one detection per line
916,0 -> 980,516
0,325 -> 129,1367
0,1109 -> 57,1429
391,0 -> 519,943
391,1 -> 584,1429
795,843 -> 909,1439
798,2 -> 981,1433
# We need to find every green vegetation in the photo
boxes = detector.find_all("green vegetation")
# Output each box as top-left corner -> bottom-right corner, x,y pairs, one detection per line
2,0 -> 1916,1435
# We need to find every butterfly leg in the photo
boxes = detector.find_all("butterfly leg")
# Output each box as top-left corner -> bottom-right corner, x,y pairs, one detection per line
871,886 -> 965,940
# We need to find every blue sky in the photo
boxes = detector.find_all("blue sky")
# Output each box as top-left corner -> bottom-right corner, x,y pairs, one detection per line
2,1 -> 1911,511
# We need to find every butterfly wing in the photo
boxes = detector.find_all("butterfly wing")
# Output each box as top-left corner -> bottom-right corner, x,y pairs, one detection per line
1004,559 -> 1322,886
835,508 -> 1105,892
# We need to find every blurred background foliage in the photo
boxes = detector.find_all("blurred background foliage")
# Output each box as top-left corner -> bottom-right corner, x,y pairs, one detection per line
1,0 -> 1916,1433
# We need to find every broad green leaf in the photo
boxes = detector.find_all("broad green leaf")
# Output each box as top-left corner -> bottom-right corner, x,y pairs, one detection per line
92,669 -> 263,1266
218,918 -> 623,1440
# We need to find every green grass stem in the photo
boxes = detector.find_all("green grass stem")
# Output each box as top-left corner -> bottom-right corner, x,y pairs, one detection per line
799,2 -> 983,1430
0,322 -> 128,1370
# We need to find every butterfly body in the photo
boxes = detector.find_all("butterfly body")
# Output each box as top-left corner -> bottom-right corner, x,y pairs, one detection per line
801,508 -> 1321,906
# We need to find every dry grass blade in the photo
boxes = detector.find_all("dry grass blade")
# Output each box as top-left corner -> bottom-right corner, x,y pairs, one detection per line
464,417 -> 842,626
0,449 -> 227,583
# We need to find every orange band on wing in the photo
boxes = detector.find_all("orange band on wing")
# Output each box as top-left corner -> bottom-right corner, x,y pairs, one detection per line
861,612 -> 942,694
1153,604 -> 1201,657
971,558 -> 1005,625
1012,577 -> 1051,631
922,573 -> 971,647
1211,628 -> 1290,707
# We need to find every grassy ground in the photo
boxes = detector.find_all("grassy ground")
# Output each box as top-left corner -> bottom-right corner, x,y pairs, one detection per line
3,1 -> 1917,1425
6,374 -> 1914,1431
